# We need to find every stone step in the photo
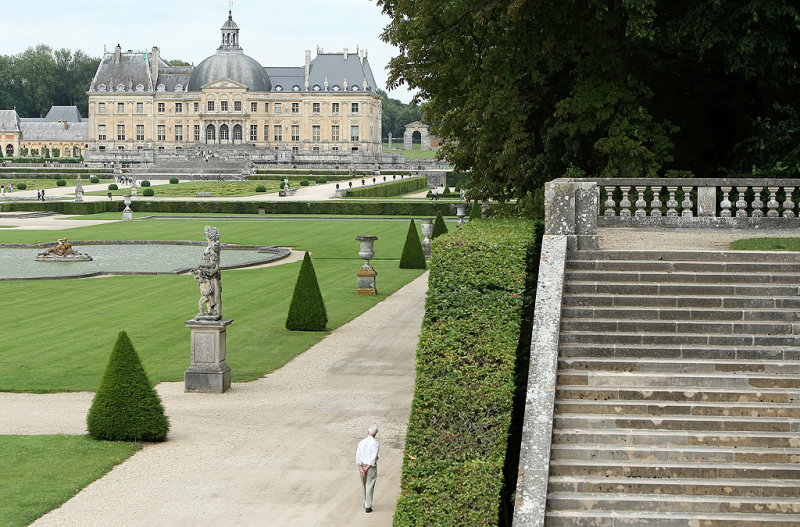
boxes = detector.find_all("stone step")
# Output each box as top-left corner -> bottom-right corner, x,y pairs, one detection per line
547,492 -> 800,514
548,475 -> 800,497
559,331 -> 799,348
548,459 -> 800,479
561,305 -> 799,322
553,413 -> 797,433
570,249 -> 800,263
550,444 -> 800,464
557,370 -> 800,389
561,318 -> 796,336
564,281 -> 800,297
558,357 -> 800,374
556,385 -> 799,404
558,343 -> 800,361
552,428 -> 800,448
545,510 -> 800,526
567,259 -> 800,273
566,269 -> 800,285
562,293 -> 800,309
554,399 -> 800,418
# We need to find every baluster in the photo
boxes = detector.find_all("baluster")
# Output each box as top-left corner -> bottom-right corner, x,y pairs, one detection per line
751,186 -> 764,218
603,185 -> 617,217
619,186 -> 633,218
680,186 -> 694,217
649,186 -> 662,217
634,186 -> 647,217
735,186 -> 748,217
666,186 -> 678,217
767,186 -> 780,217
720,186 -> 732,217
782,187 -> 795,218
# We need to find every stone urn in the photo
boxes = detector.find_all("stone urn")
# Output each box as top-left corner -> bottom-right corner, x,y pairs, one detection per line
356,235 -> 378,295
453,203 -> 467,227
122,194 -> 133,222
420,219 -> 434,261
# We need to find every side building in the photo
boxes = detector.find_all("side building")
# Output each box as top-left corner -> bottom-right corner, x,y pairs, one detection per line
85,10 -> 383,165
0,106 -> 89,159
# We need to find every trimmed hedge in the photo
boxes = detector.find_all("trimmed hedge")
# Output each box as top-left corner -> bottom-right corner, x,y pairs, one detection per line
169,177 -> 179,184
140,180 -> 151,187
143,188 -> 155,196
394,219 -> 542,527
432,211 -> 448,238
86,331 -> 170,442
345,176 -> 428,198
108,184 -> 118,191
285,252 -> 327,331
255,185 -> 267,192
399,219 -> 426,269
56,179 -> 67,186
16,183 -> 26,190
469,201 -> 483,220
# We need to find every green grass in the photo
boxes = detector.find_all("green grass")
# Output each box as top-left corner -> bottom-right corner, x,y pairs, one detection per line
0,179 -> 67,190
86,180 -> 285,198
0,218 -> 426,392
0,435 -> 141,526
729,237 -> 800,251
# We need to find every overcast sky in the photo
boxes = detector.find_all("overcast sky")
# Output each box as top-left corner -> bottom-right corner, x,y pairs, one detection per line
0,0 -> 416,103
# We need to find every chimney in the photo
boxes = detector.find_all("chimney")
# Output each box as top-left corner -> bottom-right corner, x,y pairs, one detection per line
114,44 -> 121,63
304,50 -> 311,89
63,121 -> 68,130
151,46 -> 160,88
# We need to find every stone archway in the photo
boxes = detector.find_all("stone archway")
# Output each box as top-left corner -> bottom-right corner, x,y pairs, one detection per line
403,121 -> 431,151
5,144 -> 14,157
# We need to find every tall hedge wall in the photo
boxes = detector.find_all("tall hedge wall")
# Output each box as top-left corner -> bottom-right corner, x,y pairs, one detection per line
344,176 -> 428,198
0,200 -> 459,216
394,218 -> 543,527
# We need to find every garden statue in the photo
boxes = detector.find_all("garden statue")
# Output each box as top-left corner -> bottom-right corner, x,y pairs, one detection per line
192,226 -> 222,320
35,237 -> 92,261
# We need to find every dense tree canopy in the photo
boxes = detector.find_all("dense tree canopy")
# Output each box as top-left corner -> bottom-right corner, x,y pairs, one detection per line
0,46 -> 99,118
380,89 -> 423,140
377,0 -> 800,203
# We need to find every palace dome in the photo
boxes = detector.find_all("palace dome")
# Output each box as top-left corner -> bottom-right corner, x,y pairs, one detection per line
187,52 -> 271,92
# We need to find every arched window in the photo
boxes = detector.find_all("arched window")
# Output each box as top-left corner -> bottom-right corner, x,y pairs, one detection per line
233,124 -> 242,141
6,144 -> 14,156
206,124 -> 216,142
73,146 -> 80,157
220,124 -> 229,141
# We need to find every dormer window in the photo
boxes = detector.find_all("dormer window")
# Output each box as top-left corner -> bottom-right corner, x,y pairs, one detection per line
116,84 -> 126,92
135,84 -> 145,92
175,83 -> 184,91
157,84 -> 166,92
292,85 -> 300,92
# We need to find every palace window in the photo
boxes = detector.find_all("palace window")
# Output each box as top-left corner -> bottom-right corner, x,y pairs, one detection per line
251,102 -> 258,113
117,125 -> 125,141
250,125 -> 258,141
221,101 -> 229,111
158,102 -> 165,113
351,102 -> 359,114
175,125 -> 183,141
265,102 -> 269,113
97,124 -> 106,141
332,146 -> 339,151
233,124 -> 242,141
175,102 -> 183,113
194,102 -> 200,112
275,103 -> 282,114
331,125 -> 339,142
136,102 -> 143,114
331,102 -> 339,114
136,124 -> 144,141
291,125 -> 299,141
292,146 -> 299,152
292,102 -> 299,114
220,124 -> 229,140
118,102 -> 125,114
274,125 -> 282,141
264,124 -> 269,141
312,125 -> 320,141
208,101 -> 215,111
157,125 -> 165,141
194,125 -> 201,141
350,125 -> 359,141
98,102 -> 106,114
234,101 -> 242,112
313,102 -> 320,114
206,124 -> 216,141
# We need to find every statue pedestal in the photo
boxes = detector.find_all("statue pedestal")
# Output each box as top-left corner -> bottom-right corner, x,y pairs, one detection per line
357,266 -> 377,296
184,318 -> 233,393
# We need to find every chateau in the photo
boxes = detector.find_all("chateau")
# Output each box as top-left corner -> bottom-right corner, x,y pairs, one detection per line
85,9 -> 383,164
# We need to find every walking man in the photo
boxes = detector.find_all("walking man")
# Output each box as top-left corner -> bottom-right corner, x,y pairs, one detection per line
355,425 -> 380,513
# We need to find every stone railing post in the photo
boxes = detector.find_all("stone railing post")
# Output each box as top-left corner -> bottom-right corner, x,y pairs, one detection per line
544,180 -> 599,250
697,186 -> 717,217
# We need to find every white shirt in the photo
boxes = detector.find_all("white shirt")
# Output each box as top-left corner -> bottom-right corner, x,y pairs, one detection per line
355,435 -> 379,467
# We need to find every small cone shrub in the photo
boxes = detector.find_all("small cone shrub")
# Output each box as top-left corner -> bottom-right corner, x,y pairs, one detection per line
432,211 -> 449,239
469,201 -> 482,220
399,219 -> 426,269
286,252 -> 328,331
87,331 -> 169,442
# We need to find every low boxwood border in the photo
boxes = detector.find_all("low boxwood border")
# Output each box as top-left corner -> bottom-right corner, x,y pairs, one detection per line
394,218 -> 543,527
343,176 -> 428,198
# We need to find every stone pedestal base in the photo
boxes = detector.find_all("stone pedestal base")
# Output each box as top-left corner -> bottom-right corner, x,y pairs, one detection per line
357,266 -> 377,296
122,208 -> 133,221
185,318 -> 233,393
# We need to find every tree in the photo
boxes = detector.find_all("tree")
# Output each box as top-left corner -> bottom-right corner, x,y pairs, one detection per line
286,252 -> 327,331
469,201 -> 482,221
377,1 -> 800,206
379,89 -> 423,141
86,331 -> 170,442
432,211 -> 448,239
399,219 -> 427,269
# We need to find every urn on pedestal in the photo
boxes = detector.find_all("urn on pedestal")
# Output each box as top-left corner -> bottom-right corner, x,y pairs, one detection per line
420,219 -> 434,261
122,195 -> 133,221
356,235 -> 378,295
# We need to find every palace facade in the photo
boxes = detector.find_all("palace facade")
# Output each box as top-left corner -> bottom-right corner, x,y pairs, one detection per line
86,10 -> 382,162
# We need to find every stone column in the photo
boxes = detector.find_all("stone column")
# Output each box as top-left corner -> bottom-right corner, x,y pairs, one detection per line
697,186 -> 716,217
544,179 -> 599,251
184,318 -> 232,393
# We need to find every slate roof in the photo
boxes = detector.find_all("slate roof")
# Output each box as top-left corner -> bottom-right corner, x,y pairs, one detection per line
188,51 -> 271,92
265,52 -> 378,94
44,106 -> 83,122
156,70 -> 193,92
0,110 -> 21,132
18,121 -> 89,142
91,51 -> 156,93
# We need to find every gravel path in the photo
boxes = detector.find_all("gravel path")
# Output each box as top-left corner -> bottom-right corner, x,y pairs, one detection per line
598,227 -> 795,250
2,272 -> 428,527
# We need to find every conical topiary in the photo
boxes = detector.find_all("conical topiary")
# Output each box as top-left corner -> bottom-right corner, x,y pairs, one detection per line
399,219 -> 427,269
432,211 -> 449,239
286,252 -> 328,331
87,331 -> 169,442
469,201 -> 482,220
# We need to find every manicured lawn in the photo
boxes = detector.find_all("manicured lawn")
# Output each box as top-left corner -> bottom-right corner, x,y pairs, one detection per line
86,180 -> 285,198
729,237 -> 800,251
0,218 -> 426,392
0,179 -> 71,190
0,435 -> 141,527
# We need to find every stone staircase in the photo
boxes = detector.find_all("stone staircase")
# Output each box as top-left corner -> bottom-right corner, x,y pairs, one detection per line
546,249 -> 800,526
